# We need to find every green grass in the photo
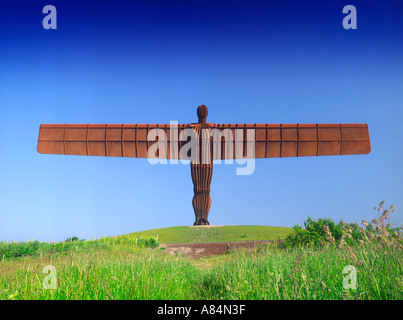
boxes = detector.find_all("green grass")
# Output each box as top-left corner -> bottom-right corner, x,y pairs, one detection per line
0,246 -> 199,300
1,242 -> 402,300
0,236 -> 157,260
120,225 -> 293,244
0,225 -> 292,260
196,244 -> 403,299
1,219 -> 402,300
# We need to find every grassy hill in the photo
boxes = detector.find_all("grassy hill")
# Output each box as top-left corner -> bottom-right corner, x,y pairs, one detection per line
0,225 -> 292,261
1,223 -> 402,300
118,225 -> 293,244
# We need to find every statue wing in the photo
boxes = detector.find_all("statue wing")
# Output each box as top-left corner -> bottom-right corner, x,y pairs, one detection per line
209,123 -> 370,159
37,124 -> 189,158
37,123 -> 370,160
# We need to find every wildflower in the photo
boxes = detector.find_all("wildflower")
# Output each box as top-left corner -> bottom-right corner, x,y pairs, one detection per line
323,225 -> 335,244
338,233 -> 347,249
362,219 -> 368,227
347,246 -> 357,263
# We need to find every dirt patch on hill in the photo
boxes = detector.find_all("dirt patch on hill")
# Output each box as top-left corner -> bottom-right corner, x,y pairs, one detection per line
160,240 -> 277,259
188,225 -> 227,228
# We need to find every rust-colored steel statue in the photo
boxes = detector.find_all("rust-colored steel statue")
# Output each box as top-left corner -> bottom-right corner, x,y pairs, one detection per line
190,105 -> 213,225
37,105 -> 371,225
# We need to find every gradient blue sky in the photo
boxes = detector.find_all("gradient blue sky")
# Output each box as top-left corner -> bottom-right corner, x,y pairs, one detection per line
0,0 -> 402,242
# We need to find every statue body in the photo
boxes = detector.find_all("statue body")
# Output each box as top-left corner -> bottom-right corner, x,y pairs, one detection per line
190,109 -> 213,225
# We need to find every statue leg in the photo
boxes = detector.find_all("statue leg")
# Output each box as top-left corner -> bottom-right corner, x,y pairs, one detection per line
191,163 -> 213,225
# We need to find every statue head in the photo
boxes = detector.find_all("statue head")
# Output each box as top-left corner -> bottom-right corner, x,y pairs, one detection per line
197,105 -> 208,123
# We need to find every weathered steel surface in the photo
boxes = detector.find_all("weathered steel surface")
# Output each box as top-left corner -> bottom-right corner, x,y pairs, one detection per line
37,123 -> 371,159
190,107 -> 213,225
37,105 -> 371,225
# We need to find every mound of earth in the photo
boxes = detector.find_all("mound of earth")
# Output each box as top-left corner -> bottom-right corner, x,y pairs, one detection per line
160,240 -> 278,259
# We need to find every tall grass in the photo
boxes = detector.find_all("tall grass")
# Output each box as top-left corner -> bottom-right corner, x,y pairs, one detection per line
196,243 -> 402,299
1,201 -> 401,300
1,241 -> 401,300
0,246 -> 199,300
0,235 -> 158,260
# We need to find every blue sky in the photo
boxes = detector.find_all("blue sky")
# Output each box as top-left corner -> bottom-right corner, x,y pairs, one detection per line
0,0 -> 402,242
